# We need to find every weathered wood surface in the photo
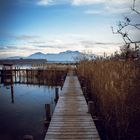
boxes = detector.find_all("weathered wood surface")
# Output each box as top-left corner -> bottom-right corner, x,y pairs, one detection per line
45,71 -> 100,140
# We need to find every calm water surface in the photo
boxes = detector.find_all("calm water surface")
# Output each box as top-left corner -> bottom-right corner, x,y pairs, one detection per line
0,83 -> 58,140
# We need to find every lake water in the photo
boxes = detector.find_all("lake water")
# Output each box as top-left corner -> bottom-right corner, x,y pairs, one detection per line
0,83 -> 59,140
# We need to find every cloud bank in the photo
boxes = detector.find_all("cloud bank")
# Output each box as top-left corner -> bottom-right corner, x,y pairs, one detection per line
72,0 -> 132,5
36,0 -> 132,6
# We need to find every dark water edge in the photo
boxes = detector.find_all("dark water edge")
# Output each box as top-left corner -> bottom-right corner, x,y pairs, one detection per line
0,83 -> 59,140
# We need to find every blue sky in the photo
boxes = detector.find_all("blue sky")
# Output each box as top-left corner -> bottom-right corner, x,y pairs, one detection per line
0,0 -> 139,58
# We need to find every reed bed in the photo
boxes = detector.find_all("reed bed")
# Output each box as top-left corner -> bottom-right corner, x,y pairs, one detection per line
9,67 -> 68,86
25,69 -> 67,86
77,60 -> 140,140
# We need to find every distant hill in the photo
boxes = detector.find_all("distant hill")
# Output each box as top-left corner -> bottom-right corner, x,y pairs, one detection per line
28,50 -> 81,61
6,50 -> 98,62
28,52 -> 46,59
7,49 -> 140,61
7,56 -> 25,59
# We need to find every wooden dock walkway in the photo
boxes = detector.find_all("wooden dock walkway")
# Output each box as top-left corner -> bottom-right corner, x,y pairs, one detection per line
45,71 -> 101,140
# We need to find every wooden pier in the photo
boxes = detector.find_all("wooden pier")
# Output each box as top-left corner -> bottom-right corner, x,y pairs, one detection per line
0,69 -> 66,86
45,71 -> 100,140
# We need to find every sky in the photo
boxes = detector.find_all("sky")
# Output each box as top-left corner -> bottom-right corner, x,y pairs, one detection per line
0,0 -> 140,58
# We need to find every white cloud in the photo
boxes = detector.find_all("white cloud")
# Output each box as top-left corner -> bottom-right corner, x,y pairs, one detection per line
72,0 -> 132,5
83,0 -> 134,15
36,0 -> 70,6
81,41 -> 121,55
72,0 -> 105,5
37,0 -> 53,6
105,6 -> 130,14
36,0 -> 132,14
36,0 -> 133,6
85,6 -> 130,15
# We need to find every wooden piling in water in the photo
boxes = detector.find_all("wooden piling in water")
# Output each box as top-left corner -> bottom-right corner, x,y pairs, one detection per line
82,87 -> 89,101
45,104 -> 51,121
54,87 -> 59,103
26,69 -> 29,84
88,101 -> 94,115
82,87 -> 86,94
19,68 -> 21,82
14,67 -> 17,83
11,84 -> 14,103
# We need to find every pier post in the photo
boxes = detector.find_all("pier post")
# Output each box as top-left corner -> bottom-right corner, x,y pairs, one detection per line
11,84 -> 14,103
26,69 -> 29,84
30,68 -> 33,83
1,70 -> 4,83
55,87 -> 59,103
14,67 -> 16,83
83,87 -> 89,101
82,87 -> 86,94
19,68 -> 21,82
44,104 -> 51,127
88,101 -> 94,116
45,104 -> 51,121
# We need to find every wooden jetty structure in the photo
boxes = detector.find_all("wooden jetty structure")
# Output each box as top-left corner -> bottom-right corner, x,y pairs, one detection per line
0,68 -> 67,86
44,71 -> 100,140
0,64 -> 13,85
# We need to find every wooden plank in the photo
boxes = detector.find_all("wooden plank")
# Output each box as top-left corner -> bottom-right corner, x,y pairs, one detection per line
45,134 -> 100,139
44,71 -> 100,140
44,139 -> 100,140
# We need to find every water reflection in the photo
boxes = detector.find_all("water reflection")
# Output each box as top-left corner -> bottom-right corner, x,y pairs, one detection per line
0,82 -> 61,140
0,68 -> 66,140
10,84 -> 14,104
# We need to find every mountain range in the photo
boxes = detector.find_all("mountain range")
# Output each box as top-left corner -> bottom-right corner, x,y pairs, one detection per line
8,50 -> 81,62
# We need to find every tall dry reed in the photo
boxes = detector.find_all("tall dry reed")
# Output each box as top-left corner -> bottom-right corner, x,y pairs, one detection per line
77,60 -> 140,140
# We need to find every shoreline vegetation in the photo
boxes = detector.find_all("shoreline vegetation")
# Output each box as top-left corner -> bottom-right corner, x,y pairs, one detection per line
77,59 -> 140,140
0,64 -> 69,87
